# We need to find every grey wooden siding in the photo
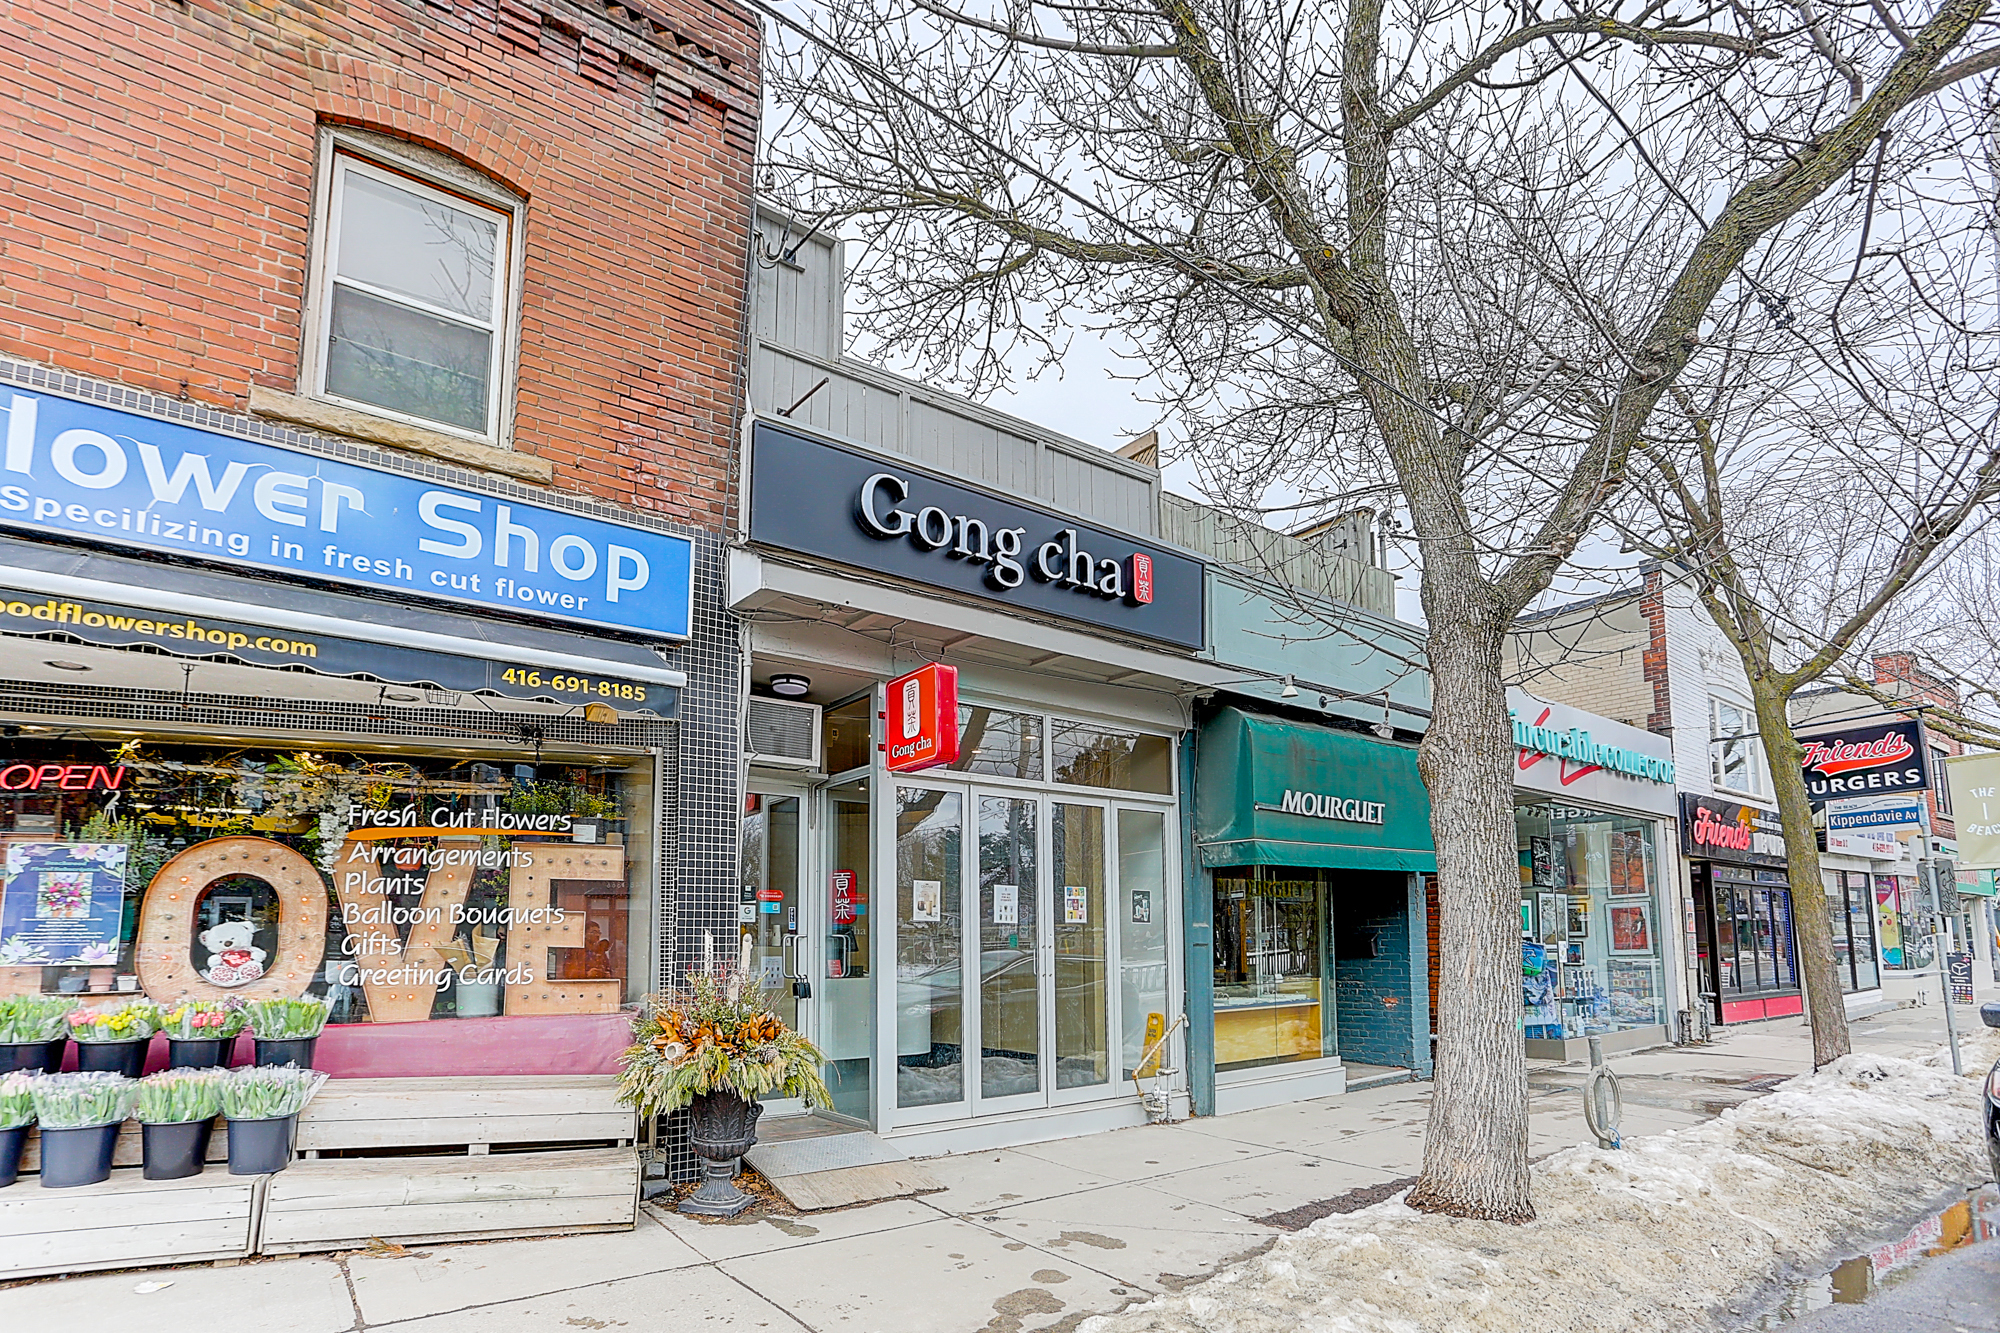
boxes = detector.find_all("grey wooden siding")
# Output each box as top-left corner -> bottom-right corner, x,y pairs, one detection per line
1160,495 -> 1395,618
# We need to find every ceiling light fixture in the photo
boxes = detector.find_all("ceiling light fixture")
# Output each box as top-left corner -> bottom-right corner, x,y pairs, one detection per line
1280,676 -> 1298,699
44,661 -> 90,672
768,673 -> 811,697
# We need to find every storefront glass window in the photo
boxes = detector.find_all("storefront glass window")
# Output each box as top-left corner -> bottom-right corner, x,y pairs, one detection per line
822,695 -> 873,775
1878,873 -> 1934,970
1050,722 -> 1171,794
1212,868 -> 1329,1070
0,739 -> 652,1022
1516,802 -> 1666,1037
1117,808 -> 1169,1082
1847,878 -> 1880,991
894,787 -> 963,1108
1051,803 -> 1110,1090
822,778 -> 873,1121
952,707 -> 1044,781
977,795 -> 1040,1098
1824,870 -> 1880,993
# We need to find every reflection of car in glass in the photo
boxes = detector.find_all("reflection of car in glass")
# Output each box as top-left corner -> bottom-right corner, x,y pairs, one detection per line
1983,1003 -> 2000,1184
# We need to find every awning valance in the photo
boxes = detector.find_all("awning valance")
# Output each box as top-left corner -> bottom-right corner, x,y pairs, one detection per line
1194,706 -> 1435,872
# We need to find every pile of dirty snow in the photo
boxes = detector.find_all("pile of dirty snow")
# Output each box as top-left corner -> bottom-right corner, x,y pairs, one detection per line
1083,1050 -> 1991,1333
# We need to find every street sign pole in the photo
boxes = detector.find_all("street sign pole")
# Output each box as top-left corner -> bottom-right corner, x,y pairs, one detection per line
1921,858 -> 1962,1075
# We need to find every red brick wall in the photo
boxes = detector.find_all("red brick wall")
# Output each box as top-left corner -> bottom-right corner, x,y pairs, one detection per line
1871,654 -> 1961,837
0,0 -> 758,526
1639,567 -> 1673,735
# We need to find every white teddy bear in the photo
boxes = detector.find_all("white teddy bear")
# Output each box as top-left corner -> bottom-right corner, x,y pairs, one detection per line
198,919 -> 268,987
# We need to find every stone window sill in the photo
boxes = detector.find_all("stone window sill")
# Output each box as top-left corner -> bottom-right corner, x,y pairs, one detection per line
248,387 -> 554,486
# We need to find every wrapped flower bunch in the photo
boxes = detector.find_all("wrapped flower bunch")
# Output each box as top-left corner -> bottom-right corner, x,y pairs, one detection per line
220,1065 -> 327,1121
0,995 -> 80,1044
158,999 -> 246,1041
0,1071 -> 34,1131
241,996 -> 330,1041
30,1072 -> 136,1129
66,1000 -> 159,1044
133,1068 -> 228,1125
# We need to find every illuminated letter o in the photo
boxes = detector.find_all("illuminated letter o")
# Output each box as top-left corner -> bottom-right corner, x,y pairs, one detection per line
134,836 -> 328,1002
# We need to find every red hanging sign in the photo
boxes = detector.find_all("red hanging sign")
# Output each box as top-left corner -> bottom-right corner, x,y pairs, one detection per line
883,663 -> 960,773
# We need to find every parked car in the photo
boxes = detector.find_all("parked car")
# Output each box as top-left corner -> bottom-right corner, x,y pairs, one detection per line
1983,1003 -> 2000,1184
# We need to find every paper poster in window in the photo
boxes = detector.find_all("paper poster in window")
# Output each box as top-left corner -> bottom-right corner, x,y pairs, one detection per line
0,842 -> 128,965
911,879 -> 942,924
1130,889 -> 1152,924
1064,884 -> 1088,924
1536,892 -> 1568,949
992,883 -> 1018,926
1530,836 -> 1555,888
1608,901 -> 1655,955
1567,900 -> 1588,939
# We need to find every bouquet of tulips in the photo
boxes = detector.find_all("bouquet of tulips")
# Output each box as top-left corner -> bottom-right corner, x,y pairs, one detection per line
240,996 -> 330,1041
132,1068 -> 227,1125
219,1065 -> 326,1121
0,995 -> 79,1044
0,1071 -> 34,1130
66,1000 -> 159,1044
30,1071 -> 135,1129
158,999 -> 246,1041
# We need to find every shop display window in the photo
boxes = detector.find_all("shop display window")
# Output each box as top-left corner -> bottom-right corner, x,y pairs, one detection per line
1825,870 -> 1880,993
1050,721 -> 1172,794
951,707 -> 1044,780
822,696 -> 874,775
1212,868 -> 1330,1071
0,738 -> 653,1021
1877,873 -> 1933,970
1516,802 -> 1666,1037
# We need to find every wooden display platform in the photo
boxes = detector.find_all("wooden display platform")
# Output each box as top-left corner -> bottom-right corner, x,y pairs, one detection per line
260,1147 -> 640,1253
298,1074 -> 633,1154
0,1075 -> 641,1279
0,1168 -> 258,1279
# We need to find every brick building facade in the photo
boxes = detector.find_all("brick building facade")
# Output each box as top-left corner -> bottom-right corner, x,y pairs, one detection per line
3,0 -> 756,519
0,0 -> 762,1109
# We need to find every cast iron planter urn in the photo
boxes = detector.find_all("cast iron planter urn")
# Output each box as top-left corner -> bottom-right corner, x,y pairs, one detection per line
681,1091 -> 763,1217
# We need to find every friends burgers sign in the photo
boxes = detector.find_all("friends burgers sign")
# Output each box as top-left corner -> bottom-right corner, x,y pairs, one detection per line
748,422 -> 1204,651
1794,719 -> 1931,806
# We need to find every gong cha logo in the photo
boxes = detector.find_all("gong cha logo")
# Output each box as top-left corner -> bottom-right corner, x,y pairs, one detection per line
857,471 -> 1154,605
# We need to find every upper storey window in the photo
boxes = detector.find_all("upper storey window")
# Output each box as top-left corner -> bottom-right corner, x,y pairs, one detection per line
308,142 -> 518,443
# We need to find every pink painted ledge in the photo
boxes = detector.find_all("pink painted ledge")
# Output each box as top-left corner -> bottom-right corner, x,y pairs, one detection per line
63,1010 -> 636,1077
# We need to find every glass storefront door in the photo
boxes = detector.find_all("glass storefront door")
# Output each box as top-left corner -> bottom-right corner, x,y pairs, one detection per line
977,794 -> 1044,1108
1051,801 -> 1111,1098
740,793 -> 804,1030
888,781 -> 1142,1123
822,777 -> 874,1122
894,785 -> 966,1116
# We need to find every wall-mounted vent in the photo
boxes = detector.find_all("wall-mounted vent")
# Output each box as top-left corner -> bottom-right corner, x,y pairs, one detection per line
745,696 -> 821,768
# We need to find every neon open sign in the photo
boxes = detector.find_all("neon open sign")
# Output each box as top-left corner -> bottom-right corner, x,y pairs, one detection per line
0,763 -> 128,792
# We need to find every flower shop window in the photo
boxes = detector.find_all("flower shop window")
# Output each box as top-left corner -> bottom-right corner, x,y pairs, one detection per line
0,738 -> 655,1022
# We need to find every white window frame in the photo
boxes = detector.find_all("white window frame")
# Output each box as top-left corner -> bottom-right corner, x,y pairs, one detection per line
302,132 -> 524,447
1932,747 -> 1951,815
1708,697 -> 1767,799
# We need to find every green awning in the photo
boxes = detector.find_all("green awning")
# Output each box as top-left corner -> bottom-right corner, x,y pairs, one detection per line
1194,706 -> 1436,872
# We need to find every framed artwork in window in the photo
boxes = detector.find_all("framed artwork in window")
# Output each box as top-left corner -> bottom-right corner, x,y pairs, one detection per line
1608,901 -> 1655,956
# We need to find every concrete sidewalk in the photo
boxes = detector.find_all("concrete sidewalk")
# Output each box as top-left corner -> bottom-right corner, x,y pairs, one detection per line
0,1007 -> 1963,1333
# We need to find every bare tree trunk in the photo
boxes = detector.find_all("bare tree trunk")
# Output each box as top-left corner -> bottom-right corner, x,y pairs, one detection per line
1750,685 -> 1853,1065
1405,562 -> 1533,1221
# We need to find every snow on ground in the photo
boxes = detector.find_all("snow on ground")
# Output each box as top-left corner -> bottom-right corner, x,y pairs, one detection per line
1084,1045 -> 1994,1333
